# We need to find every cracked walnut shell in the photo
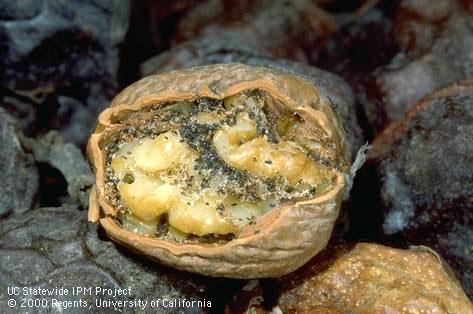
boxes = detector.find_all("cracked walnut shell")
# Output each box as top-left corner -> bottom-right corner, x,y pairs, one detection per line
87,63 -> 351,278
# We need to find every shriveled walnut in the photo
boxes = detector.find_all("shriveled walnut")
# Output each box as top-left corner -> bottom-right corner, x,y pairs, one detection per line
367,79 -> 473,298
277,243 -> 473,313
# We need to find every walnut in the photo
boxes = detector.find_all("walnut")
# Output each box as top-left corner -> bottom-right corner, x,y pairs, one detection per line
277,243 -> 473,313
87,63 -> 350,278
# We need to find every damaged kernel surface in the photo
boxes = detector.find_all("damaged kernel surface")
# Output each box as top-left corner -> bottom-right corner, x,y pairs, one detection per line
106,90 -> 337,239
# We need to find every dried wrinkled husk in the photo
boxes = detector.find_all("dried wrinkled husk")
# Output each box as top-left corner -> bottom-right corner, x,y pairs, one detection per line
87,63 -> 350,278
0,109 -> 38,217
363,3 -> 473,133
172,0 -> 337,62
367,79 -> 473,298
0,205 -> 210,311
277,243 -> 473,313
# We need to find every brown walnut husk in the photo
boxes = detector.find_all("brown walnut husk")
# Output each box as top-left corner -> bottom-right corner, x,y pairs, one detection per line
276,243 -> 473,313
87,63 -> 350,278
368,79 -> 473,297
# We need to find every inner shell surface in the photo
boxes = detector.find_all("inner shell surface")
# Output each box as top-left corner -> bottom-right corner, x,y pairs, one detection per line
105,90 -> 337,241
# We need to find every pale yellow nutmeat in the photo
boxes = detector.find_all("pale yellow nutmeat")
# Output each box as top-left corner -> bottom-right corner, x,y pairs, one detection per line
213,113 -> 331,186
111,131 -> 240,236
168,190 -> 236,235
119,180 -> 180,222
223,194 -> 274,225
111,132 -> 192,223
133,132 -> 194,173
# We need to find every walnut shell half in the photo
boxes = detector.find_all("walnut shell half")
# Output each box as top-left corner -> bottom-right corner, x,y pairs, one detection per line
87,63 -> 350,278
